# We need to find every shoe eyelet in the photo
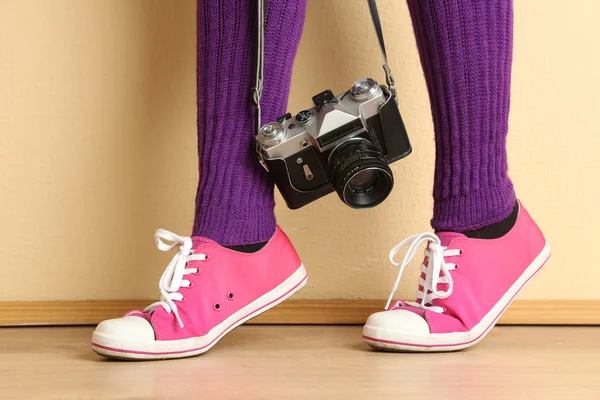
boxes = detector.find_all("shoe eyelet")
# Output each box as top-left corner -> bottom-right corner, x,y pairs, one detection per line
227,292 -> 235,301
187,282 -> 194,288
458,249 -> 464,255
213,302 -> 221,311
180,296 -> 186,302
454,263 -> 460,270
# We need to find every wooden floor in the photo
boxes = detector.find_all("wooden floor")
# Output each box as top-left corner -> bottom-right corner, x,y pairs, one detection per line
0,326 -> 599,399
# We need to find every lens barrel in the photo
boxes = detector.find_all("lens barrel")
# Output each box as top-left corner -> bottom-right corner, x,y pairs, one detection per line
328,139 -> 393,208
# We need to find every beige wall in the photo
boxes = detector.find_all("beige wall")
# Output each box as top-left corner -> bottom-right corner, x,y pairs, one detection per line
1,0 -> 598,302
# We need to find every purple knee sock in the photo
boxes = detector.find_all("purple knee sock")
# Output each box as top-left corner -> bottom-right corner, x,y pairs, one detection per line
407,0 -> 517,232
193,0 -> 306,245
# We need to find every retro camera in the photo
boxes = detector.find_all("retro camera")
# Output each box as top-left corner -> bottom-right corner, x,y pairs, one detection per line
256,78 -> 411,209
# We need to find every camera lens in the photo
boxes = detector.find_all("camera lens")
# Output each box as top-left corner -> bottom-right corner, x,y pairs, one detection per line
348,169 -> 378,192
329,139 -> 393,208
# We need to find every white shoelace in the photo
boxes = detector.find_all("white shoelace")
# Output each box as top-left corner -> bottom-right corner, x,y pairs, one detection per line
385,233 -> 461,313
143,229 -> 207,328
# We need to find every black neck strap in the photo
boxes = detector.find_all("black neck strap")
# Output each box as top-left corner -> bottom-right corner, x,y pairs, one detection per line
367,0 -> 396,95
251,0 -> 396,138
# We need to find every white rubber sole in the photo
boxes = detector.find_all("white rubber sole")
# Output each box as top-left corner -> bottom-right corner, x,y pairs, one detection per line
91,264 -> 307,360
363,242 -> 551,352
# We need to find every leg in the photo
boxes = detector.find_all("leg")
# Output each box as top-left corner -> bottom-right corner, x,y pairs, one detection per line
363,0 -> 549,352
193,0 -> 306,246
408,0 -> 516,233
91,0 -> 308,360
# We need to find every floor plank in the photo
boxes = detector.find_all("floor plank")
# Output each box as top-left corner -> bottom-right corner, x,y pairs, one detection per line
0,326 -> 598,399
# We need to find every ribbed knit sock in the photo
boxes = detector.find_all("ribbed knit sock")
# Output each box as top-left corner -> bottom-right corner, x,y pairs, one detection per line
193,0 -> 306,246
407,0 -> 517,232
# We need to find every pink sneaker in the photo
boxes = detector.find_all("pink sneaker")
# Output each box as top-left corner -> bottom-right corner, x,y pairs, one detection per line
363,201 -> 550,352
91,226 -> 307,360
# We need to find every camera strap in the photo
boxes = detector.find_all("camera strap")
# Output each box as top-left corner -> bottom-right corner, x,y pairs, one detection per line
251,0 -> 266,143
367,0 -> 396,97
250,0 -> 395,166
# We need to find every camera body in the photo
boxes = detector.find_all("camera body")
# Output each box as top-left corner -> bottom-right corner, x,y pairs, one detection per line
257,78 -> 412,209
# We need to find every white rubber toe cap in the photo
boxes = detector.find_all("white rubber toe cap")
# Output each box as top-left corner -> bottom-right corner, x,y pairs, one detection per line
365,310 -> 430,335
94,316 -> 155,341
